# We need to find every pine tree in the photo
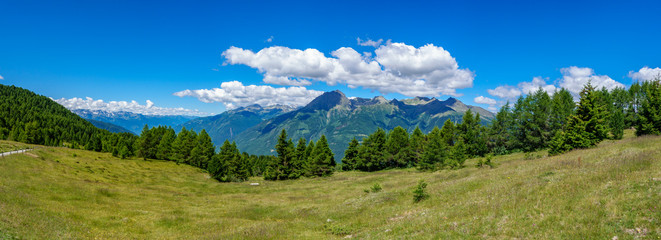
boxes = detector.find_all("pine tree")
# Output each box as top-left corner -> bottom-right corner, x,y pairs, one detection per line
171,127 -> 189,163
419,127 -> 446,171
385,126 -> 410,168
341,137 -> 360,171
156,128 -> 176,160
409,126 -> 425,164
549,82 -> 610,154
308,135 -> 335,177
290,137 -> 308,179
550,88 -> 575,137
195,129 -> 215,169
488,102 -> 513,155
439,119 -> 455,146
576,82 -> 609,141
610,87 -> 630,139
356,128 -> 387,171
265,129 -> 295,180
636,79 -> 661,136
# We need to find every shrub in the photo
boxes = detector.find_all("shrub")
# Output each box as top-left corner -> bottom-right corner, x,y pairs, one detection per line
413,180 -> 429,203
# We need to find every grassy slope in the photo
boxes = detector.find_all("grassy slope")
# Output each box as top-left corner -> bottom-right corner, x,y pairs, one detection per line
0,131 -> 660,239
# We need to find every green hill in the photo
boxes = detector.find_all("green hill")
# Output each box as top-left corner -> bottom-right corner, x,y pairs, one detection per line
1,130 -> 659,239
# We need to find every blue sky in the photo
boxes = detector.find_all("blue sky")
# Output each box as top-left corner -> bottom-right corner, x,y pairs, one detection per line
1,0 -> 660,115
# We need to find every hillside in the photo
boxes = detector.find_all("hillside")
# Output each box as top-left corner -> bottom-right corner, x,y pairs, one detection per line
2,131 -> 658,239
86,119 -> 133,134
234,90 -> 494,159
72,109 -> 197,134
0,84 -> 112,147
179,104 -> 296,147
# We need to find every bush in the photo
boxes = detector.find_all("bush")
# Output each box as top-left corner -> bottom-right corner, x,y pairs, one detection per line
413,180 -> 429,203
364,183 -> 382,193
370,183 -> 382,193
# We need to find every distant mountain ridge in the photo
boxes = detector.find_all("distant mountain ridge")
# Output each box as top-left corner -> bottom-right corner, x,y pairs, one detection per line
179,104 -> 297,147
85,119 -> 133,134
72,109 -> 197,134
230,90 -> 494,160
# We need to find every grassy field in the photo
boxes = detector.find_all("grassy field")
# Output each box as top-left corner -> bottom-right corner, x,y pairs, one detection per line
1,131 -> 660,239
0,141 -> 30,153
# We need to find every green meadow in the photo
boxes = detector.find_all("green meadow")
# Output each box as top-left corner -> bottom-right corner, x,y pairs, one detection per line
1,130 -> 660,239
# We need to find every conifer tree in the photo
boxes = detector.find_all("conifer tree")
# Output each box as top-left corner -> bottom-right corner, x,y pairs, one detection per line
409,126 -> 425,163
341,137 -> 360,171
308,135 -> 335,176
419,127 -> 446,171
636,79 -> 661,136
385,126 -> 410,168
156,128 -> 176,160
439,119 -> 455,146
550,88 -> 575,137
576,82 -> 609,141
356,128 -> 387,171
291,137 -> 308,178
488,102 -> 513,155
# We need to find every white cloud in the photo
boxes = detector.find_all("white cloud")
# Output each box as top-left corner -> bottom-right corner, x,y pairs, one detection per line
559,66 -> 624,95
488,67 -> 624,101
474,96 -> 497,105
221,42 -> 474,97
0,75 -> 4,80
54,97 -> 209,116
487,85 -> 521,100
356,37 -> 387,47
629,67 -> 661,82
266,36 -> 274,43
519,77 -> 557,95
474,96 -> 498,112
173,81 -> 323,110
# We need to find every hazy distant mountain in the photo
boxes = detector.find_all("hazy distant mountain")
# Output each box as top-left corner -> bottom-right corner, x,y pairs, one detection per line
72,109 -> 197,134
180,104 -> 297,147
233,90 -> 495,160
86,119 -> 133,134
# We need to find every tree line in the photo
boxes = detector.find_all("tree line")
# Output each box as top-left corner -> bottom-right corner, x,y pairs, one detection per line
341,79 -> 661,171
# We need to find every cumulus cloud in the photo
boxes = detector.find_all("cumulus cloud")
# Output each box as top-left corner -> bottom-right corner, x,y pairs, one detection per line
173,81 -> 323,109
519,77 -> 557,95
0,75 -> 4,80
356,37 -> 388,47
488,67 -> 624,101
559,66 -> 624,94
54,97 -> 209,116
221,42 -> 474,97
474,96 -> 497,105
629,67 -> 661,82
474,96 -> 498,112
487,85 -> 522,100
266,36 -> 274,43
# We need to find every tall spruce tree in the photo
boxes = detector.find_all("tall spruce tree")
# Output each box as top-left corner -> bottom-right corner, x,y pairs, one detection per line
488,102 -> 513,155
291,137 -> 308,179
265,129 -> 295,180
409,126 -> 425,163
156,128 -> 176,160
356,128 -> 387,171
419,127 -> 446,171
636,79 -> 661,136
308,135 -> 335,177
385,126 -> 410,168
341,137 -> 360,171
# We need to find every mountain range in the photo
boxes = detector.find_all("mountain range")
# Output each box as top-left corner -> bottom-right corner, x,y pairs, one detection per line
72,109 -> 197,134
179,104 -> 296,145
231,90 -> 493,159
69,90 -> 494,160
